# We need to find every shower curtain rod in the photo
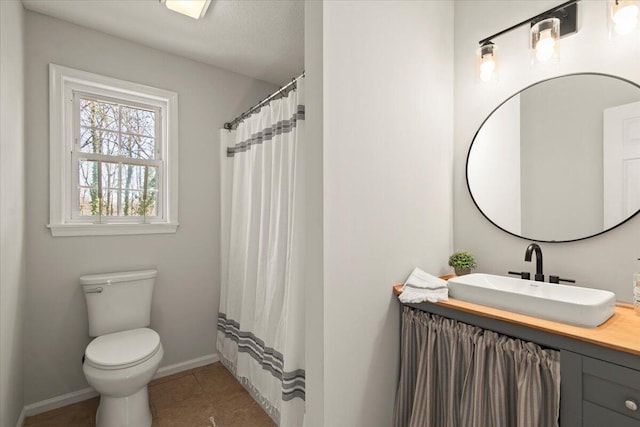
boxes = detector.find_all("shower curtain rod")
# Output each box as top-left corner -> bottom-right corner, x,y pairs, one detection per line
223,71 -> 305,130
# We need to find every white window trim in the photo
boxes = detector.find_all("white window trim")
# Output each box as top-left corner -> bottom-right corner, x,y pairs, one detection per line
48,64 -> 179,237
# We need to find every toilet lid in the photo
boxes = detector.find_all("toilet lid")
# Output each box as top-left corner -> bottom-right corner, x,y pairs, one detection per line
85,328 -> 160,369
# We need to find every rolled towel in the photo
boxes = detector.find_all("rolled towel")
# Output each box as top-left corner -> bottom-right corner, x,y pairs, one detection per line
399,267 -> 449,304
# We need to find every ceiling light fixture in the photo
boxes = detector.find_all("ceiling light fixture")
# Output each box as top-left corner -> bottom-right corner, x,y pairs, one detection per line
161,0 -> 212,19
476,0 -> 579,81
609,0 -> 639,36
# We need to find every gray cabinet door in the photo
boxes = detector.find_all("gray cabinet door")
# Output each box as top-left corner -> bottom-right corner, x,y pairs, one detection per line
583,356 -> 640,423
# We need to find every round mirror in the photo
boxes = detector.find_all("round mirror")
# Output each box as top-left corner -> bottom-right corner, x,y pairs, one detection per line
467,73 -> 640,242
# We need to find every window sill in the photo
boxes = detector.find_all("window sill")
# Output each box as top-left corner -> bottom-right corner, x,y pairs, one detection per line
47,222 -> 179,237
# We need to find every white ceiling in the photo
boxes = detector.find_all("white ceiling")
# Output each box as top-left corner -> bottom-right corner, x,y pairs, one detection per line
22,0 -> 304,86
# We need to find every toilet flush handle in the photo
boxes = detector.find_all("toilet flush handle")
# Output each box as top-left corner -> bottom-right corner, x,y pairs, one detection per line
85,287 -> 103,294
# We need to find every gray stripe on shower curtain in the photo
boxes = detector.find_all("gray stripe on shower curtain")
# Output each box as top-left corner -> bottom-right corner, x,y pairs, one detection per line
393,307 -> 560,427
226,105 -> 305,157
217,312 -> 306,400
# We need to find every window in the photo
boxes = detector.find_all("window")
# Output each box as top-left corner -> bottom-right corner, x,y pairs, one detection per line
49,64 -> 178,236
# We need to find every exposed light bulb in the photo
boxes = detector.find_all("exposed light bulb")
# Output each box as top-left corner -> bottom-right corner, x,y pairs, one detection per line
476,42 -> 498,83
479,56 -> 496,82
535,29 -> 556,62
530,18 -> 560,64
613,3 -> 639,35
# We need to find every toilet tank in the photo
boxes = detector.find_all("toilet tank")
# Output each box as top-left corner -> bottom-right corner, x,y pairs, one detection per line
81,269 -> 157,337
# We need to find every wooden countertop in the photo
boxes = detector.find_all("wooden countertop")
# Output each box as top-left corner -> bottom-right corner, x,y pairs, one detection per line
393,284 -> 640,357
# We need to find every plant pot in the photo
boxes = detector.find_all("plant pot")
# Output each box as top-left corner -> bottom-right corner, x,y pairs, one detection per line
454,268 -> 471,276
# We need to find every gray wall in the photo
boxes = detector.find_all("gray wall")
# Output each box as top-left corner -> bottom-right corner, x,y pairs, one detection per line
318,2 -> 454,425
454,1 -> 640,301
23,11 -> 276,404
0,1 -> 26,425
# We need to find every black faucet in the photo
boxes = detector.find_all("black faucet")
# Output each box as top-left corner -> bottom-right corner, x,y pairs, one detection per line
524,243 -> 544,282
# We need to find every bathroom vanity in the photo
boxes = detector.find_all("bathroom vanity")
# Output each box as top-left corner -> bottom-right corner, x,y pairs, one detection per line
393,285 -> 640,426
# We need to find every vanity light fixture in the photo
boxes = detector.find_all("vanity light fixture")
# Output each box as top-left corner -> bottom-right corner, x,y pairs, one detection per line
161,0 -> 212,19
609,0 -> 639,36
476,0 -> 579,81
476,42 -> 498,83
530,18 -> 561,63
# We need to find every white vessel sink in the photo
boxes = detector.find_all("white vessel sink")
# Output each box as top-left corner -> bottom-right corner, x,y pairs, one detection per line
447,273 -> 616,328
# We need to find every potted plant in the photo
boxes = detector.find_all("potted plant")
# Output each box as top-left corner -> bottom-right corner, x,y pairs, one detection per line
448,251 -> 477,276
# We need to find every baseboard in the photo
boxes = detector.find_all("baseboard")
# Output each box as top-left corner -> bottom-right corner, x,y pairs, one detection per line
22,352 -> 219,417
16,407 -> 26,427
24,387 -> 99,417
153,352 -> 220,379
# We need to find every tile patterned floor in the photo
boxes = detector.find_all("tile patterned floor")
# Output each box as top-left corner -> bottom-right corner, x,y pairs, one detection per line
24,362 -> 276,427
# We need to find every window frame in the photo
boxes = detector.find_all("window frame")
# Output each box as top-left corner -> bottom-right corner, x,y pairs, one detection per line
49,64 -> 179,236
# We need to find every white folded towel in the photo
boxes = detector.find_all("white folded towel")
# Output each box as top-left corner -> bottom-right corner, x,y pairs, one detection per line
399,267 -> 449,304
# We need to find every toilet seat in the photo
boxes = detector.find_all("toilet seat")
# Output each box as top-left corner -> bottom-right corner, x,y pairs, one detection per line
85,328 -> 161,370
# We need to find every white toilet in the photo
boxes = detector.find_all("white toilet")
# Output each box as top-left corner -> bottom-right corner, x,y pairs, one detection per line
81,269 -> 163,427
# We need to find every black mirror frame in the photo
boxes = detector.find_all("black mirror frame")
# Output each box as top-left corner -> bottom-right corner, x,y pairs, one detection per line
466,72 -> 640,243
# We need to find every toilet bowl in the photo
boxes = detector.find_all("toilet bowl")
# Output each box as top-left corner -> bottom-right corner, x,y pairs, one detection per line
81,270 -> 162,427
83,328 -> 163,427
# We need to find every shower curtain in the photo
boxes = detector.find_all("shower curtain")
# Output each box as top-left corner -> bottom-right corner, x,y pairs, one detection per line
217,80 -> 305,426
394,307 -> 561,427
